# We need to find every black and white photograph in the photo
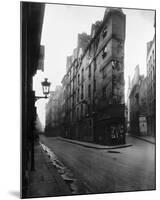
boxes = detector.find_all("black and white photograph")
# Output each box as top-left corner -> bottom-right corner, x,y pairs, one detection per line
21,1 -> 156,198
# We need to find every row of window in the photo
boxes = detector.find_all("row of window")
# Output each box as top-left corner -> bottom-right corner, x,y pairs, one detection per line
77,83 -> 92,102
68,78 -> 120,107
67,87 -> 122,121
67,81 -> 96,106
77,42 -> 109,84
66,104 -> 86,121
67,93 -> 121,121
88,25 -> 108,57
66,26 -> 110,112
77,55 -> 107,85
67,25 -> 109,87
68,68 -> 120,105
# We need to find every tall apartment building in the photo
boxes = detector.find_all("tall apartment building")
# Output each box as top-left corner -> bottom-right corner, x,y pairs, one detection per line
146,35 -> 155,136
60,8 -> 126,145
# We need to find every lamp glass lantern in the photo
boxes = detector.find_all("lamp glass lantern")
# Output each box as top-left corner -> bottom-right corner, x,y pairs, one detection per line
41,78 -> 51,97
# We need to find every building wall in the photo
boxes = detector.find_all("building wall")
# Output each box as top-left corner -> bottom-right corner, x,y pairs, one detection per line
126,76 -> 131,132
50,8 -> 126,145
129,34 -> 155,138
129,84 -> 140,136
146,36 -> 155,136
45,86 -> 64,136
129,65 -> 148,136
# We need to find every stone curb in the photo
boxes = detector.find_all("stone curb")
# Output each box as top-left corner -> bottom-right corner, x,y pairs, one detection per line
130,135 -> 155,144
57,137 -> 132,150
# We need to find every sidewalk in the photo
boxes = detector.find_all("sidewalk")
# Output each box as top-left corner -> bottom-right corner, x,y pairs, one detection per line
57,137 -> 132,150
27,143 -> 71,198
129,135 -> 155,144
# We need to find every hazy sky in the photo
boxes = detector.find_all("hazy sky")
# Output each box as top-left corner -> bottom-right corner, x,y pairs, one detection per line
41,4 -> 154,90
34,4 -> 155,127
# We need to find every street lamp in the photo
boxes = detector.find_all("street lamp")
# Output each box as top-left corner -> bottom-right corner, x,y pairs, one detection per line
35,78 -> 51,101
41,78 -> 51,97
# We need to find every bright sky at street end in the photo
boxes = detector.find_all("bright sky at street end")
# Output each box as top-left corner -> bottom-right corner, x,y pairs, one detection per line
34,4 -> 155,128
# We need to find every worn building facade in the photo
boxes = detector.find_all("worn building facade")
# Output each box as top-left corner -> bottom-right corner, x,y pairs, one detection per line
146,35 -> 155,137
129,65 -> 148,136
45,86 -> 64,136
56,8 -> 126,145
126,76 -> 132,133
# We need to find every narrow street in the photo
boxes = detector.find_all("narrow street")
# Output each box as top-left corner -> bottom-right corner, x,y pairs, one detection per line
40,135 -> 155,194
19,3 -> 156,199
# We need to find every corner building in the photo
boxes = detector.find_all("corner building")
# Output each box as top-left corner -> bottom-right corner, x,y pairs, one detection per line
62,8 -> 126,145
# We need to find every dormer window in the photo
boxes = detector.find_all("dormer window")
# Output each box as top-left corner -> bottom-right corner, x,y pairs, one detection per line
102,27 -> 107,38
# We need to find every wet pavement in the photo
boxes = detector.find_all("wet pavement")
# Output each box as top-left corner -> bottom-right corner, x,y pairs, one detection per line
40,142 -> 90,195
26,143 -> 71,198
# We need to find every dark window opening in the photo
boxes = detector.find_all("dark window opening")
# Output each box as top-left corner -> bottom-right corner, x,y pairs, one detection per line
94,79 -> 96,92
81,68 -> 84,82
102,87 -> 106,99
102,67 -> 107,79
88,84 -> 91,98
88,65 -> 91,78
77,107 -> 79,120
102,45 -> 107,59
81,104 -> 83,117
81,85 -> 84,99
78,74 -> 80,84
77,88 -> 79,102
102,27 -> 107,38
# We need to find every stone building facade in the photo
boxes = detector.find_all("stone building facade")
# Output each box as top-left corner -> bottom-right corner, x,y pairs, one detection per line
59,8 -> 126,145
45,86 -> 64,136
146,35 -> 155,136
128,16 -> 155,138
129,65 -> 148,136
